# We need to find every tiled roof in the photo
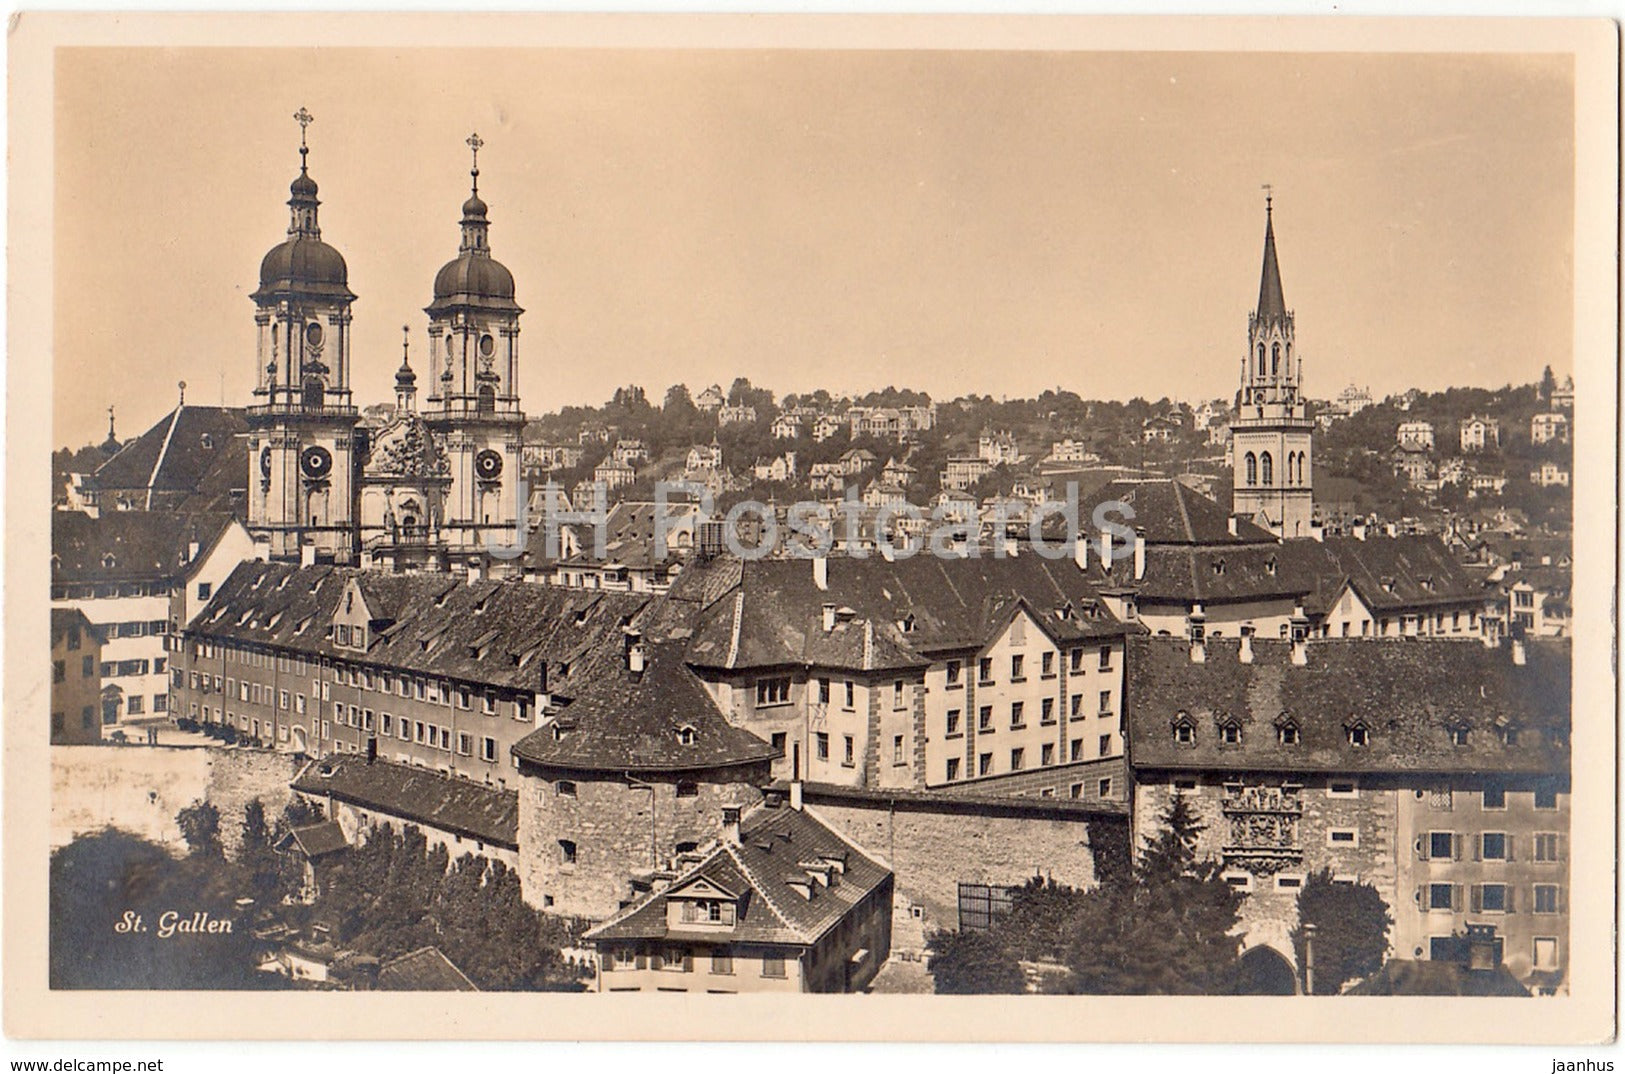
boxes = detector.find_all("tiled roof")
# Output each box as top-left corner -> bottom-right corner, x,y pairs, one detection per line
376,947 -> 479,991
89,405 -> 248,505
511,640 -> 775,774
283,819 -> 349,858
1085,479 -> 1275,545
685,554 -> 1128,671
1126,636 -> 1570,776
586,802 -> 891,946
1256,207 -> 1288,324
189,561 -> 650,696
291,755 -> 519,848
52,510 -> 238,586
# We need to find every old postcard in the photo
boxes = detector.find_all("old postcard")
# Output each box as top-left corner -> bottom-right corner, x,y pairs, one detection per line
6,12 -> 1616,1045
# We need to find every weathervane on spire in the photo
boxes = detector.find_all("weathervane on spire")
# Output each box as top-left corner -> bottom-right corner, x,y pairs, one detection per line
401,324 -> 411,360
467,132 -> 484,194
294,106 -> 314,171
1262,182 -> 1274,214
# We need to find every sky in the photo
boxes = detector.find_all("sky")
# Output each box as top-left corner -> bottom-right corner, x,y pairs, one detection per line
53,47 -> 1573,447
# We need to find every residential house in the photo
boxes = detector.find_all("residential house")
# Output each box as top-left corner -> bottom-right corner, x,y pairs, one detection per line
978,431 -> 1021,466
770,414 -> 803,441
1397,422 -> 1436,450
695,385 -> 726,414
84,402 -> 249,517
1530,413 -> 1569,446
1529,463 -> 1570,489
51,608 -> 103,745
1460,416 -> 1502,452
941,456 -> 992,493
586,798 -> 893,993
718,405 -> 758,426
612,439 -> 649,466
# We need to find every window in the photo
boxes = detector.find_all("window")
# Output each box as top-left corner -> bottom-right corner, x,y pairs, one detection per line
1010,702 -> 1025,728
842,735 -> 856,766
1041,743 -> 1054,766
1219,722 -> 1241,745
1069,739 -> 1083,762
1098,691 -> 1112,716
946,709 -> 961,736
197,582 -> 212,601
1098,646 -> 1112,671
893,681 -> 905,709
978,706 -> 992,733
678,726 -> 696,746
1481,832 -> 1508,860
481,737 -> 496,762
761,952 -> 786,978
1173,721 -> 1195,745
1010,748 -> 1024,771
978,752 -> 992,776
381,714 -> 393,737
1449,726 -> 1470,747
557,780 -> 577,798
1041,698 -> 1055,725
893,735 -> 905,765
677,782 -> 699,798
945,758 -> 960,782
815,733 -> 829,761
1070,694 -> 1083,719
1533,885 -> 1562,914
127,696 -> 144,715
1327,828 -> 1358,846
1097,778 -> 1113,798
1429,831 -> 1457,859
1347,725 -> 1369,747
1482,785 -> 1506,810
1534,833 -> 1562,862
1224,873 -> 1254,892
818,678 -> 830,705
1010,655 -> 1025,681
1041,652 -> 1055,677
755,677 -> 791,707
711,951 -> 733,975
52,660 -> 64,685
1428,883 -> 1456,910
1477,883 -> 1508,913
559,839 -> 577,864
1070,649 -> 1084,673
1277,722 -> 1300,745
978,658 -> 993,685
1534,937 -> 1559,971
771,732 -> 787,757
1275,874 -> 1304,891
1098,734 -> 1112,756
455,732 -> 471,756
483,692 -> 498,715
1328,780 -> 1358,798
843,682 -> 855,709
945,661 -> 962,687
1534,782 -> 1559,810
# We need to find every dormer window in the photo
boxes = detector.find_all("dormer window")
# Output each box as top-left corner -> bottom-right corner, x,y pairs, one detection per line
1265,556 -> 1277,577
1346,722 -> 1371,747
1217,719 -> 1242,746
1276,718 -> 1301,746
678,725 -> 696,746
1449,725 -> 1471,747
1172,713 -> 1196,746
1212,558 -> 1226,577
101,553 -> 117,570
1499,725 -> 1519,746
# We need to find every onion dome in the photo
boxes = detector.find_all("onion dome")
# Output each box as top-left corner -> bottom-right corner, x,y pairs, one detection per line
426,133 -> 522,314
253,112 -> 354,303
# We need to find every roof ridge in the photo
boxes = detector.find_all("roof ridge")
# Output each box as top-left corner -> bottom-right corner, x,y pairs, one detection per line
725,590 -> 745,669
144,404 -> 185,510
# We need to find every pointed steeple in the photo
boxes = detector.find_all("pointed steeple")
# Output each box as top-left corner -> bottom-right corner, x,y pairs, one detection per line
1255,192 -> 1287,325
287,106 -> 322,239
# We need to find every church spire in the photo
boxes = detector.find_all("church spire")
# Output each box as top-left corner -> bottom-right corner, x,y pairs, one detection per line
287,106 -> 321,238
459,132 -> 490,255
1255,188 -> 1286,326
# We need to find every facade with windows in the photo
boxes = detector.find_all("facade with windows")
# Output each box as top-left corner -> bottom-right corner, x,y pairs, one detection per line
1127,634 -> 1569,993
50,608 -> 104,745
585,799 -> 893,993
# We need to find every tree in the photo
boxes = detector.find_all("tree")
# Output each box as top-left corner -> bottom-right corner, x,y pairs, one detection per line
238,798 -> 281,907
926,926 -> 1025,994
1292,869 -> 1393,994
175,800 -> 223,860
1539,365 -> 1557,402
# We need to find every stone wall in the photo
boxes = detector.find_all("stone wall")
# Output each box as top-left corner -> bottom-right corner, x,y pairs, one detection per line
945,755 -> 1127,806
797,783 -> 1125,951
51,745 -> 302,856
515,760 -> 768,918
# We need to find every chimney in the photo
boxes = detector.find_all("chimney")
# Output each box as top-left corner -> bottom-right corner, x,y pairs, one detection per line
1291,636 -> 1308,666
822,603 -> 837,633
722,806 -> 742,845
1189,639 -> 1206,663
1133,533 -> 1146,581
812,555 -> 828,591
790,780 -> 804,811
1073,534 -> 1088,571
628,642 -> 647,679
1238,625 -> 1254,664
1511,637 -> 1526,666
187,539 -> 201,562
1227,516 -> 1238,537
467,559 -> 484,584
1309,520 -> 1325,542
300,543 -> 317,567
1465,923 -> 1499,973
1351,520 -> 1368,541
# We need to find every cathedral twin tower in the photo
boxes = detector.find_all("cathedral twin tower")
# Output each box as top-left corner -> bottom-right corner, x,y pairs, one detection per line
246,111 -> 525,568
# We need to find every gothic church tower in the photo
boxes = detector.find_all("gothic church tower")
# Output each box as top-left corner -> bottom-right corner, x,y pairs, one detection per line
1231,195 -> 1314,539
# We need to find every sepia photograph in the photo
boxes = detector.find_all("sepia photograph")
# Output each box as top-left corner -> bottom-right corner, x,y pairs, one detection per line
6,11 -> 1617,1049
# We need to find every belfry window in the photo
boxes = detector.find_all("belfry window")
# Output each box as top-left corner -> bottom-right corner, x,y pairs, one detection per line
302,376 -> 324,412
1260,452 -> 1274,485
1271,342 -> 1281,375
1245,453 -> 1258,487
477,385 -> 496,413
1257,343 -> 1266,377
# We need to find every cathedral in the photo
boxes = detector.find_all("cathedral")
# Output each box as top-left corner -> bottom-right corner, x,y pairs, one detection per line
1231,194 -> 1315,539
244,112 -> 527,572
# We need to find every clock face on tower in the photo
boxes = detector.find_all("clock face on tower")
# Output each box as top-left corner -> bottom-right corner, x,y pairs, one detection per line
259,446 -> 272,478
301,445 -> 333,479
475,449 -> 503,481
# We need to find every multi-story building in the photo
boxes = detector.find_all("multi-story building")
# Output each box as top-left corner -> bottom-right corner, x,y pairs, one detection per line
1460,416 -> 1502,453
1336,383 -> 1374,416
1530,413 -> 1569,446
1126,635 -> 1569,994
941,456 -> 992,493
169,560 -> 650,784
1397,421 -> 1436,450
84,401 -> 249,516
592,458 -> 636,491
681,554 -> 1135,803
1391,443 -> 1434,485
1231,198 -> 1314,539
695,385 -> 725,413
585,797 -> 893,993
770,414 -> 803,440
612,439 -> 648,466
51,608 -> 103,745
1530,463 -> 1570,489
978,430 -> 1020,466
1503,566 -> 1570,637
1550,375 -> 1574,410
52,510 -> 255,730
717,404 -> 758,426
